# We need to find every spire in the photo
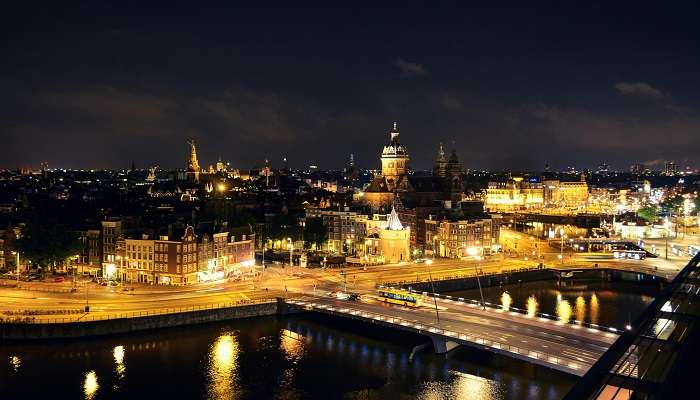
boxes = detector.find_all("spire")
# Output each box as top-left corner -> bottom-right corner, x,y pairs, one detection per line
449,147 -> 459,163
437,142 -> 446,162
390,121 -> 400,143
349,153 -> 355,167
186,138 -> 200,183
387,204 -> 404,230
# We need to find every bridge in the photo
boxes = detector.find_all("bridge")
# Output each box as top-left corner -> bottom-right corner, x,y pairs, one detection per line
284,293 -> 619,376
564,252 -> 700,399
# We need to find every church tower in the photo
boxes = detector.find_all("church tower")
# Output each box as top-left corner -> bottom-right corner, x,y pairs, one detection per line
446,145 -> 463,201
186,139 -> 201,183
380,122 -> 409,191
433,142 -> 447,178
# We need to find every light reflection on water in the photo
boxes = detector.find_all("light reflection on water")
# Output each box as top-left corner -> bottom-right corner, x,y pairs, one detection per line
556,296 -> 572,324
207,333 -> 239,400
590,293 -> 599,325
83,370 -> 98,400
526,296 -> 539,318
575,296 -> 586,324
9,355 -> 21,372
452,279 -> 656,328
1,316 -> 577,400
501,291 -> 512,312
417,371 -> 504,400
113,345 -> 126,390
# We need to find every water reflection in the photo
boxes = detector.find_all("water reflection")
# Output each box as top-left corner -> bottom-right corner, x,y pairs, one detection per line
417,371 -> 503,400
113,345 -> 126,389
280,329 -> 305,363
10,355 -> 21,372
589,294 -> 599,325
207,333 -> 240,400
84,370 -> 99,400
501,291 -> 512,312
556,297 -> 572,324
526,296 -> 539,318
575,296 -> 586,324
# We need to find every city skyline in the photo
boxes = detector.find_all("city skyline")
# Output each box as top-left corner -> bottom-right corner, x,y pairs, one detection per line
3,3 -> 700,170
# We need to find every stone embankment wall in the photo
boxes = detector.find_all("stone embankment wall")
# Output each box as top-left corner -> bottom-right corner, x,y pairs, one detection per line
1,300 -> 287,340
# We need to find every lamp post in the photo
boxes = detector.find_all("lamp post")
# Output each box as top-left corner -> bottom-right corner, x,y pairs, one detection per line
425,259 -> 440,323
261,238 -> 266,279
11,251 -> 20,285
287,237 -> 294,274
467,247 -> 486,310
115,255 -> 122,284
124,257 -> 129,290
85,279 -> 90,312
559,227 -> 566,265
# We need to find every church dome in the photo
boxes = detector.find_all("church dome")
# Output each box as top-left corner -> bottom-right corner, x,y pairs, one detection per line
382,122 -> 408,157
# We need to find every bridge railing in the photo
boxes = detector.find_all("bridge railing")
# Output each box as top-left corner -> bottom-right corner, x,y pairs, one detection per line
380,266 -> 545,287
564,252 -> 700,399
286,298 -> 586,373
0,298 -> 278,324
388,285 -> 623,333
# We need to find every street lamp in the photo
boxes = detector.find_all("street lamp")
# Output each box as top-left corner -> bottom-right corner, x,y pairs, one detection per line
287,237 -> 293,272
559,227 -> 566,265
116,255 -> 122,284
425,259 -> 440,323
11,251 -> 20,285
467,247 -> 486,310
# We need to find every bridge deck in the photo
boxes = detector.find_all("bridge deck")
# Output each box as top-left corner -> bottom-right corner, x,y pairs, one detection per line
285,295 -> 618,376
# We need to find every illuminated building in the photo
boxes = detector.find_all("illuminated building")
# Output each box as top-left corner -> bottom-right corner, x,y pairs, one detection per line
377,206 -> 410,263
363,122 -> 410,209
186,138 -> 201,183
544,180 -> 589,209
362,122 -> 464,211
305,207 -> 367,254
154,226 -> 199,285
484,178 -> 544,212
663,161 -> 678,176
124,236 -> 155,283
100,218 -> 122,278
630,163 -> 646,175
425,203 -> 500,258
216,156 -> 225,173
225,230 -> 255,272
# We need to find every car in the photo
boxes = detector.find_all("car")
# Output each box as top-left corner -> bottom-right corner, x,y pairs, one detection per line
53,276 -> 65,283
26,274 -> 40,281
107,281 -> 119,287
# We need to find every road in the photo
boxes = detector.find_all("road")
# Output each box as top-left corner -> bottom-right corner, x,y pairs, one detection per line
289,293 -> 618,375
0,238 -> 691,322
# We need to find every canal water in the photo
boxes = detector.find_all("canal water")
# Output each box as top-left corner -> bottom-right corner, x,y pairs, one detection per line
444,276 -> 660,329
0,280 -> 659,399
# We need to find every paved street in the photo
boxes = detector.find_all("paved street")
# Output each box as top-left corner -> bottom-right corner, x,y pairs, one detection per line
290,293 -> 618,375
1,248 -> 687,323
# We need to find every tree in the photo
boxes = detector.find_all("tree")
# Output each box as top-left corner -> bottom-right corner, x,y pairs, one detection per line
303,217 -> 328,251
232,208 -> 258,227
268,214 -> 300,243
637,205 -> 658,223
18,221 -> 83,272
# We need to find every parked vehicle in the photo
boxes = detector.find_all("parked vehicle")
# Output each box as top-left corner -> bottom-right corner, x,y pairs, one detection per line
53,276 -> 65,283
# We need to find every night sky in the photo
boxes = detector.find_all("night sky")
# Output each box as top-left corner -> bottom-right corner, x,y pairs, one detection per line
2,2 -> 699,171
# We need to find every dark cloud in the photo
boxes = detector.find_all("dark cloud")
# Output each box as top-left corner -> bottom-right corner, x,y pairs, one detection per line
1,4 -> 699,171
615,82 -> 665,99
394,57 -> 427,77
